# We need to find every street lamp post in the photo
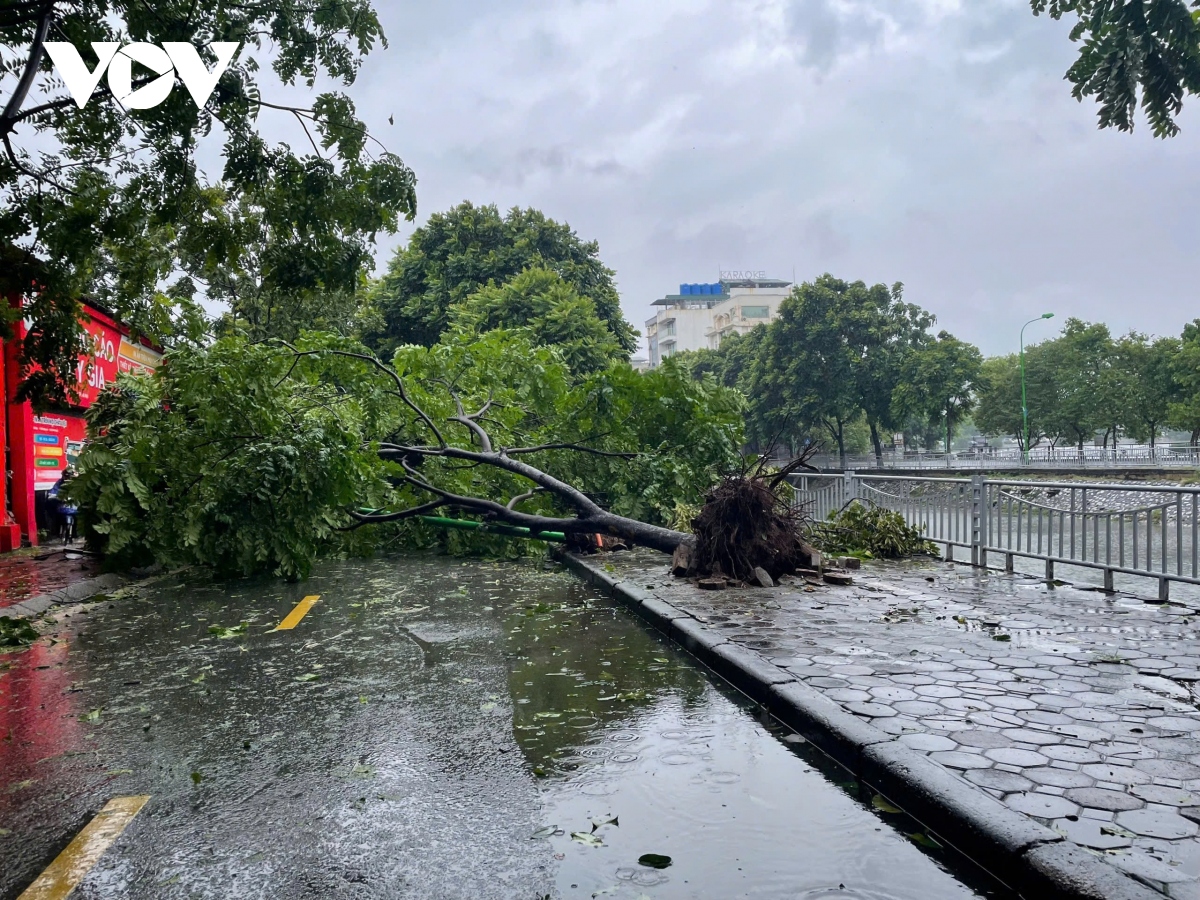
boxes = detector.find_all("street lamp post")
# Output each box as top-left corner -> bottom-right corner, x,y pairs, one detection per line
1020,313 -> 1055,465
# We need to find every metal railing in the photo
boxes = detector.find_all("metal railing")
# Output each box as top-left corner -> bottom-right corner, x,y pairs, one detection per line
791,472 -> 1200,602
804,445 -> 1200,471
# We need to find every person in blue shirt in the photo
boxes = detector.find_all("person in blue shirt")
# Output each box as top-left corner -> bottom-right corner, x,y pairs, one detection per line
48,466 -> 79,543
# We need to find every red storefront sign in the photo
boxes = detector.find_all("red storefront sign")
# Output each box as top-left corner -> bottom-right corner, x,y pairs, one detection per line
74,315 -> 121,408
3,301 -> 164,546
29,312 -> 162,491
31,413 -> 89,490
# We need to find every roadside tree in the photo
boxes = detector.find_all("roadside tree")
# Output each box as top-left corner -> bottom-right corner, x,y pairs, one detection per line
1,0 -> 415,405
892,331 -> 983,454
363,201 -> 636,357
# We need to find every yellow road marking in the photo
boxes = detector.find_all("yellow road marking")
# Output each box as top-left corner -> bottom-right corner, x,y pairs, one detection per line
19,795 -> 149,900
274,594 -> 321,631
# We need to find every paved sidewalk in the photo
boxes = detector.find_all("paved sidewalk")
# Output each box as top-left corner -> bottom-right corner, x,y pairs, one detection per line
601,549 -> 1200,897
0,546 -> 99,609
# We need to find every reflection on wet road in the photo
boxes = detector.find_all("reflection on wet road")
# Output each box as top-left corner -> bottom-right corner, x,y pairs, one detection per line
1,556 -> 1008,898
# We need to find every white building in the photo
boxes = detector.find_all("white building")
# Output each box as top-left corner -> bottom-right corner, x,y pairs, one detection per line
645,277 -> 792,367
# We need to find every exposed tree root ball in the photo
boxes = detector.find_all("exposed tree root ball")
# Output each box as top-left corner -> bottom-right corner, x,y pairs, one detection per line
686,474 -> 817,582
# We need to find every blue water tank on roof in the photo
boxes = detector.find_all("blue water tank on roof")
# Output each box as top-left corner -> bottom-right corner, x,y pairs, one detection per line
679,283 -> 690,295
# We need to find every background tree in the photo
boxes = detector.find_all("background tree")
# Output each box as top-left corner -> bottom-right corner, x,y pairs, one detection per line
853,285 -> 934,462
1,0 -> 415,405
363,201 -> 636,357
1032,0 -> 1200,137
892,331 -> 983,454
1040,319 -> 1115,450
1170,319 -> 1200,444
449,267 -> 624,377
747,275 -> 865,464
1113,333 -> 1180,448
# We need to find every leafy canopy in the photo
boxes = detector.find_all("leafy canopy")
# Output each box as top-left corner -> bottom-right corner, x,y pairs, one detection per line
451,267 -> 625,377
70,330 -> 742,578
363,201 -> 637,357
1032,0 -> 1200,137
1,0 -> 415,404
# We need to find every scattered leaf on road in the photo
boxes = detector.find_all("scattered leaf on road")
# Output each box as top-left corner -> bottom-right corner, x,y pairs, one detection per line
638,854 -> 672,869
208,623 -> 249,639
872,795 -> 903,814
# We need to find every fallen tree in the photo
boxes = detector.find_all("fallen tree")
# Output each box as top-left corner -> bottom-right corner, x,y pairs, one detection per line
72,329 -> 828,581
71,330 -> 744,578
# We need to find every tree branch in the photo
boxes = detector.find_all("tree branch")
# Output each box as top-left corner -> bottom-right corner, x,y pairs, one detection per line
447,390 -> 494,451
504,442 -> 637,459
0,1 -> 52,136
506,487 -> 543,509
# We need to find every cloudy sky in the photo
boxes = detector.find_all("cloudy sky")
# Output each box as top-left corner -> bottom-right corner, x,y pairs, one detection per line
278,1 -> 1199,355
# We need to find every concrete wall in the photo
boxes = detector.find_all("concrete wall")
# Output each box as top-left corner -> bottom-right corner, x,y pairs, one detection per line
707,285 -> 790,348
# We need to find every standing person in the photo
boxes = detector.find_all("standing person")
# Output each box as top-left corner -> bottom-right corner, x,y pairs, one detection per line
48,467 -> 79,543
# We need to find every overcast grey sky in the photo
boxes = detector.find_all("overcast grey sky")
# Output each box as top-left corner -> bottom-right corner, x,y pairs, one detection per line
307,0 -> 1200,356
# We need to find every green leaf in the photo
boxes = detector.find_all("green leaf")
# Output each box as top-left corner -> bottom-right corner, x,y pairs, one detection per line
637,854 -> 672,869
208,623 -> 249,639
871,794 -> 903,814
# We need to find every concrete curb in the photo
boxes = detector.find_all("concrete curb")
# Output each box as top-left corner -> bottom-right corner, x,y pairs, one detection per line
556,550 -> 1162,900
0,572 -> 129,620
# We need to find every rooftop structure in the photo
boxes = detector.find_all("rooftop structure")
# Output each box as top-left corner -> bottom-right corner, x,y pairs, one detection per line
646,277 -> 792,367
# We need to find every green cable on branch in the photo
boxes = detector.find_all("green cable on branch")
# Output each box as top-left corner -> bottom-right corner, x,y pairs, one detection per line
358,510 -> 567,543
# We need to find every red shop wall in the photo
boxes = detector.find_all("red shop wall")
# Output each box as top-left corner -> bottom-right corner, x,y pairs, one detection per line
4,301 -> 161,548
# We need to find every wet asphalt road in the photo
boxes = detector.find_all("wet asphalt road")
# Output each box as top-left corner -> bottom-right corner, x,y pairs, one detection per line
0,556 -> 1006,899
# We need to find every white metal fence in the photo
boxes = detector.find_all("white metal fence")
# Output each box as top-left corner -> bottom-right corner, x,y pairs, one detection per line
792,473 -> 1200,602
806,445 -> 1200,471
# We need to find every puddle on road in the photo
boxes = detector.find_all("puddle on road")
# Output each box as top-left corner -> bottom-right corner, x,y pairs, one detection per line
0,555 -> 1010,898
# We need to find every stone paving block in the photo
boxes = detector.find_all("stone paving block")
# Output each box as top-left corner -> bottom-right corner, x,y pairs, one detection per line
1117,808 -> 1199,840
1006,792 -> 1079,819
1064,788 -> 1146,812
1082,764 -> 1153,786
955,729 -> 1015,749
966,768 -> 1035,793
987,747 -> 1050,767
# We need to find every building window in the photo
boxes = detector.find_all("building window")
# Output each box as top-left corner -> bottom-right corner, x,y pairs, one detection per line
741,305 -> 770,318
662,320 -> 676,336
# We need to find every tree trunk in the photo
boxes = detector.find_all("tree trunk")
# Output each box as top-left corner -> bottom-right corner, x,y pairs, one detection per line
869,420 -> 883,465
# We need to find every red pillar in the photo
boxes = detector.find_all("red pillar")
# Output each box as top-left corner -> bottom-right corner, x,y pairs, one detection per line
0,332 -> 19,552
3,309 -> 36,548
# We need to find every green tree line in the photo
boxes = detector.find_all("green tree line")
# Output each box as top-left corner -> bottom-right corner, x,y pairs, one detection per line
975,319 -> 1200,451
682,295 -> 1200,459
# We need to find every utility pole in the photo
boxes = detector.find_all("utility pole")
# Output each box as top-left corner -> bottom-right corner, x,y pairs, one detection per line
1020,313 -> 1055,465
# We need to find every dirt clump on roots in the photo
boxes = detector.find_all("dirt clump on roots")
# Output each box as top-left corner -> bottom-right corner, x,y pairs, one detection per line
681,473 -> 819,583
